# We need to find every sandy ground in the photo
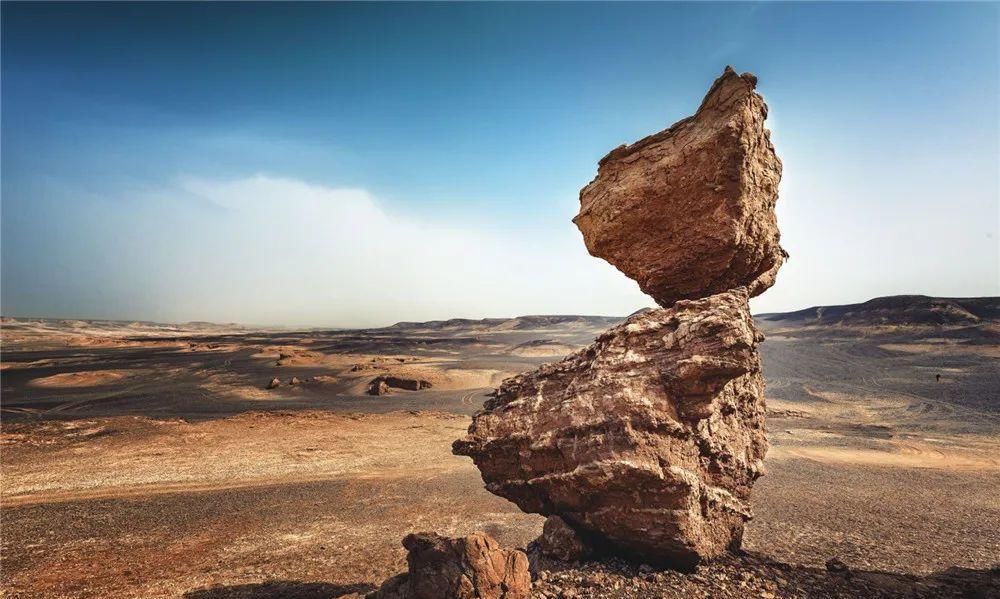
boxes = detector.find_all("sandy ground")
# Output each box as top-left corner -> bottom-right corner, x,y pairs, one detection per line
1,313 -> 998,598
1,412 -> 541,599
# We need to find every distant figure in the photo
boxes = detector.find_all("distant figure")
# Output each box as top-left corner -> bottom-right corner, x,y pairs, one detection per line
936,374 -> 941,382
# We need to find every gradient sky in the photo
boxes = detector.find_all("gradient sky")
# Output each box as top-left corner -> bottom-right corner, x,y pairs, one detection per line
2,2 -> 998,327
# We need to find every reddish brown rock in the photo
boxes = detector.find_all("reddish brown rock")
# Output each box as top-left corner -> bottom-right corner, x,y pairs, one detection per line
574,66 -> 785,306
367,376 -> 433,395
368,379 -> 391,396
369,532 -> 531,599
454,290 -> 767,568
537,516 -> 589,563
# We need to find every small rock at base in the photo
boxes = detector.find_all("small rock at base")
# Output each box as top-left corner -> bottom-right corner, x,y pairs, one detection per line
574,67 -> 785,306
368,531 -> 531,599
538,516 -> 589,562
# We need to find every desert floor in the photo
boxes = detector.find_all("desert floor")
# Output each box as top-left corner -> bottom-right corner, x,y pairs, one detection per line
1,313 -> 998,598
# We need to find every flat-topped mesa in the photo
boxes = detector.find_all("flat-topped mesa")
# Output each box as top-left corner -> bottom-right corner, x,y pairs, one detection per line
574,66 -> 785,306
453,289 -> 768,568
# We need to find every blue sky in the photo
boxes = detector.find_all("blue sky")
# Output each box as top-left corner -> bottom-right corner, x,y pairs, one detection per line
2,2 -> 997,327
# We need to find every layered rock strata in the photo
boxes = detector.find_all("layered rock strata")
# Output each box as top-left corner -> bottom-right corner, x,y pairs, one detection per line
370,532 -> 531,599
574,66 -> 784,306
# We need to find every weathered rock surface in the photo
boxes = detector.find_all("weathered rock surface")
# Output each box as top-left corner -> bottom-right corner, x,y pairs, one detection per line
369,379 -> 391,396
574,66 -> 785,306
369,532 -> 531,599
537,516 -> 589,563
454,289 -> 766,568
367,376 -> 433,395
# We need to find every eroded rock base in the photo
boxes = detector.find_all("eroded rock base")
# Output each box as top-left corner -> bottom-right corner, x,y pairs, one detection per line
454,289 -> 767,568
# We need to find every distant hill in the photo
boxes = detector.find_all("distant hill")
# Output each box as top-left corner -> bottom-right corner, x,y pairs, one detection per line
8,296 -> 997,335
757,295 -> 1000,327
386,314 -> 623,332
384,296 -> 1000,332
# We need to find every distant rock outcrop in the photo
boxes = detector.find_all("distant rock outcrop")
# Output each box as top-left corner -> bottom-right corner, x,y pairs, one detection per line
505,339 -> 579,358
536,516 -> 589,563
758,295 -> 1000,327
369,379 -> 391,396
369,532 -> 531,599
455,66 -> 783,569
367,376 -> 433,395
574,66 -> 784,307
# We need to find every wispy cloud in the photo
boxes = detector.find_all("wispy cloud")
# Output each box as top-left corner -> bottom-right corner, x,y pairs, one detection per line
116,174 -> 650,327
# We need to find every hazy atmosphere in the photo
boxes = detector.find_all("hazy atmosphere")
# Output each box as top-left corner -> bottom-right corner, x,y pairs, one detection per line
4,4 -> 999,599
2,2 -> 997,327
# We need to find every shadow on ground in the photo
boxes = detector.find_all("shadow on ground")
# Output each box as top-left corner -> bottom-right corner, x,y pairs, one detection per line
183,581 -> 375,599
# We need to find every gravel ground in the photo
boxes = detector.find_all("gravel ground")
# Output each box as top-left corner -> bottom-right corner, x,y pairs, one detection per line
2,314 -> 998,598
530,551 -> 1000,599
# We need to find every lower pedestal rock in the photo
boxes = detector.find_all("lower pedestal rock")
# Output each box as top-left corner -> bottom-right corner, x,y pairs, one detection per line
453,289 -> 767,568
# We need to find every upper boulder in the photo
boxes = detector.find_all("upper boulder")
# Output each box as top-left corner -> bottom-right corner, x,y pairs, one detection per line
574,66 -> 785,306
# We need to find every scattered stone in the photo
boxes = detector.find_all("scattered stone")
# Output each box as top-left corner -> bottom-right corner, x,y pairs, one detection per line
369,379 -> 391,396
266,377 -> 280,390
368,532 -> 531,599
574,66 -> 785,306
523,550 -> 1000,599
367,376 -> 433,395
826,557 -> 849,574
289,377 -> 301,386
538,516 -> 589,563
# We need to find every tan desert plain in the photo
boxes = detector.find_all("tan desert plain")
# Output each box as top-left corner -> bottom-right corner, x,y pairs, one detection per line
2,69 -> 999,599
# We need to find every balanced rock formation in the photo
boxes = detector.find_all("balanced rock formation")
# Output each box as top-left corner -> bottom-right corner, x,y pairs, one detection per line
455,290 -> 766,568
454,66 -> 783,569
369,532 -> 531,599
574,66 -> 784,306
